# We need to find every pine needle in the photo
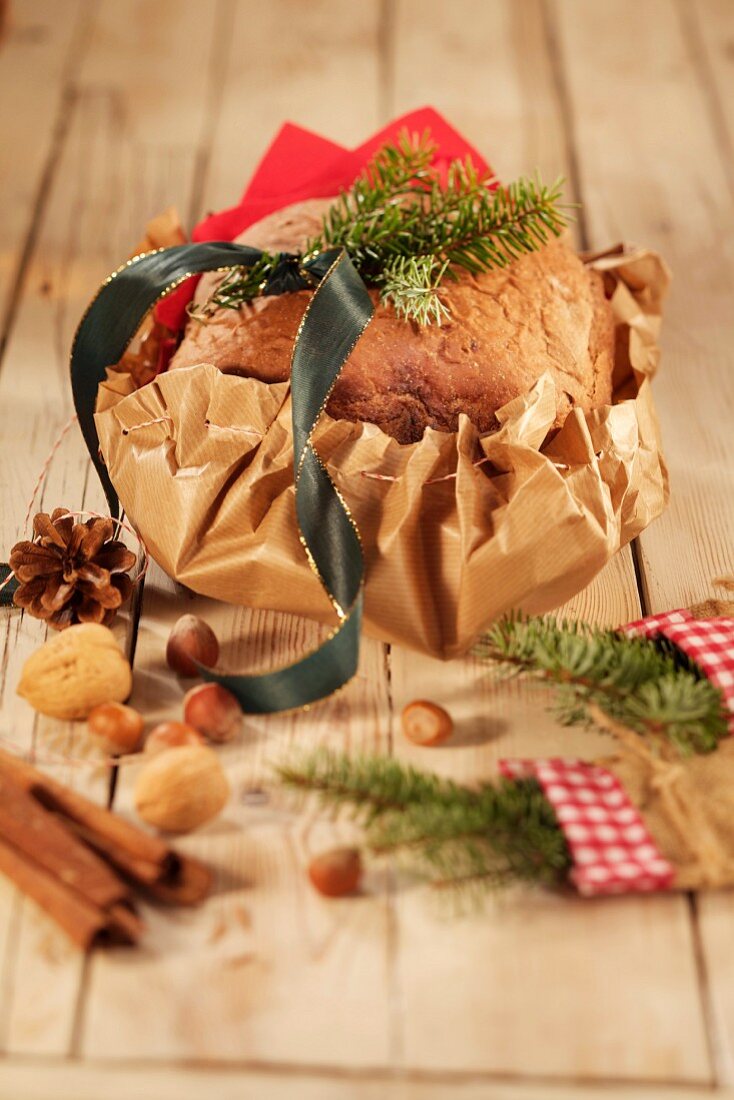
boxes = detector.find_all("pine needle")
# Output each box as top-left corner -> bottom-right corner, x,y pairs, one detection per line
475,613 -> 729,756
194,131 -> 572,325
276,749 -> 571,893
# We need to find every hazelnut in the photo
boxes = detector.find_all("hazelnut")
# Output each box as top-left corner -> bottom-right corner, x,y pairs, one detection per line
134,745 -> 229,833
166,614 -> 219,678
401,700 -> 453,746
87,702 -> 144,754
183,683 -> 243,743
308,847 -> 362,897
145,721 -> 204,755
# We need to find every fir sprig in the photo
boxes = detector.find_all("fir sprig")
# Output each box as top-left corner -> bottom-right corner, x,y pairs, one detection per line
188,253 -> 282,319
277,750 -> 571,892
475,614 -> 729,756
305,132 -> 569,282
377,255 -> 450,326
192,131 -> 571,325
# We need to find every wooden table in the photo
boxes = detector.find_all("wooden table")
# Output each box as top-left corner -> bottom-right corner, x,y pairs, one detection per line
0,1 -> 733,1096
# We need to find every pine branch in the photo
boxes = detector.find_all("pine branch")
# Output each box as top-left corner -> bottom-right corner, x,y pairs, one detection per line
276,750 -> 571,892
475,614 -> 729,756
195,131 -> 572,325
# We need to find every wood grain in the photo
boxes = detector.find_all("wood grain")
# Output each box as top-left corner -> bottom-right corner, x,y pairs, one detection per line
0,0 -> 223,1056
0,1059 -> 723,1100
553,0 -> 734,611
385,0 -> 708,1082
81,0 -> 395,1069
198,0 -> 382,215
0,0 -> 90,341
83,579 -> 393,1065
676,0 -> 734,1086
0,0 -> 732,1092
553,0 -> 734,1085
685,0 -> 734,197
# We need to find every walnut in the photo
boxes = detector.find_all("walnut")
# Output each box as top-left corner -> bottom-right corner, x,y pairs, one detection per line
134,746 -> 229,833
16,623 -> 132,720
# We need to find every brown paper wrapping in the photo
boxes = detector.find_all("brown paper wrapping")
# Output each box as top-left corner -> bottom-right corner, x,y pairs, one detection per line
95,245 -> 669,659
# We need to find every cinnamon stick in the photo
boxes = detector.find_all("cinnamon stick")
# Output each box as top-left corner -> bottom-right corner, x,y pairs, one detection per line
142,853 -> 214,906
55,814 -> 176,887
0,748 -> 212,905
0,774 -> 129,910
0,749 -> 170,879
0,838 -> 141,949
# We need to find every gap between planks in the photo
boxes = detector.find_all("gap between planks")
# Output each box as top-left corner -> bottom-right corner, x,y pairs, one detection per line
0,1053 -> 726,1097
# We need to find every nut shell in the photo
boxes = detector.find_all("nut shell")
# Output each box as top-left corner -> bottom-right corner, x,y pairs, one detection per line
134,745 -> 229,833
166,614 -> 219,677
145,721 -> 205,755
17,623 -> 132,720
308,847 -> 362,897
183,683 -> 243,743
400,700 -> 453,746
88,702 -> 144,753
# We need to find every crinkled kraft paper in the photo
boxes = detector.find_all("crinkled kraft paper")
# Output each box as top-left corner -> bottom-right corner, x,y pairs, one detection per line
95,245 -> 669,659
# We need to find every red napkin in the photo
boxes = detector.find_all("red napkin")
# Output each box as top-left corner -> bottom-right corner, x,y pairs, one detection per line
156,107 -> 491,331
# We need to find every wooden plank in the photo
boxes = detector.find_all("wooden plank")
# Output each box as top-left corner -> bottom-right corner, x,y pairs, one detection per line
553,0 -> 734,611
0,0 -> 223,1056
674,0 -> 734,1087
0,0 -> 89,342
685,0 -> 734,196
0,2 -> 96,1058
0,0 -> 722,1084
82,579 -> 393,1064
390,649 -> 710,1082
80,0 -> 394,1068
387,0 -> 710,1083
386,0 -> 575,187
0,1059 -> 725,1100
553,0 -> 734,1085
198,0 -> 382,214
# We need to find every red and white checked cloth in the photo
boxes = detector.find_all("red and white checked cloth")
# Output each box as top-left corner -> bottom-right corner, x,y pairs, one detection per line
499,757 -> 675,896
500,610 -> 734,896
623,609 -> 734,733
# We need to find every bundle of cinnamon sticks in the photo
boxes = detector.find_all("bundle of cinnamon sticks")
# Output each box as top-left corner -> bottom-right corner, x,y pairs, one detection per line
0,748 -> 212,949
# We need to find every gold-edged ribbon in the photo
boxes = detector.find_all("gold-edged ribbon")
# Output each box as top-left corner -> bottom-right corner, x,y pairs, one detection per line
70,244 -> 373,712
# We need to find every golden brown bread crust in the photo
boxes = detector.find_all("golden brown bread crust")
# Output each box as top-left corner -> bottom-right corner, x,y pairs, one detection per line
171,199 -> 615,443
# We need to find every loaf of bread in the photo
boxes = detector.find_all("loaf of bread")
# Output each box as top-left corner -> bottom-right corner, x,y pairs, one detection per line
171,199 -> 615,443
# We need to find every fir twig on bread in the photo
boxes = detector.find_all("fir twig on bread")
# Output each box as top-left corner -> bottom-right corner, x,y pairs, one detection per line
190,131 -> 573,326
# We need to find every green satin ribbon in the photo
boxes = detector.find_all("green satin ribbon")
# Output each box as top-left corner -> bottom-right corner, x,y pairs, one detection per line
68,243 -> 373,712
0,566 -> 18,603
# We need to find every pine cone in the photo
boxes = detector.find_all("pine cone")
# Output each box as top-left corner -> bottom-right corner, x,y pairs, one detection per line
9,509 -> 136,630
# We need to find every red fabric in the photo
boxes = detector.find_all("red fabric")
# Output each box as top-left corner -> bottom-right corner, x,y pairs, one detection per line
623,610 -> 734,734
156,107 -> 491,330
499,758 -> 675,896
